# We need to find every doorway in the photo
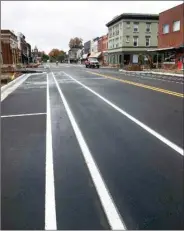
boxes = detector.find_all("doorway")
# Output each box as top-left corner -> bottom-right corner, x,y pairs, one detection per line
124,54 -> 131,65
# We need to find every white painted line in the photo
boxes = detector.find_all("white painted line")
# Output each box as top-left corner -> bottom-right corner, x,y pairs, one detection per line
62,71 -> 184,156
1,112 -> 46,118
1,74 -> 30,101
80,77 -> 108,80
45,73 -> 57,230
52,72 -> 126,230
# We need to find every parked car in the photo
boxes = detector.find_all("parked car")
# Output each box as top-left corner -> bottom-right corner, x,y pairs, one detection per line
85,58 -> 100,68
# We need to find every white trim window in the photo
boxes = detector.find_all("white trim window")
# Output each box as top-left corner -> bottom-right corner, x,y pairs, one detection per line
145,36 -> 150,47
173,20 -> 180,32
126,35 -> 130,43
163,24 -> 169,34
126,21 -> 130,28
146,23 -> 151,32
133,22 -> 139,32
133,36 -> 138,47
115,38 -> 119,47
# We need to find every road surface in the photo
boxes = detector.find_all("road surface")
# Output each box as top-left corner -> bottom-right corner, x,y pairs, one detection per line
1,63 -> 184,230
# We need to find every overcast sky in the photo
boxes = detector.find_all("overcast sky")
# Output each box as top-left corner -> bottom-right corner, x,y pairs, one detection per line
1,1 -> 183,54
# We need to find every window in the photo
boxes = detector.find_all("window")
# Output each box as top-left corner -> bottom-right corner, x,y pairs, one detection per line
115,38 -> 119,47
133,54 -> 138,63
133,36 -> 138,46
163,24 -> 169,34
126,36 -> 130,43
173,20 -> 180,32
146,23 -> 151,32
133,22 -> 139,32
145,36 -> 150,47
126,21 -> 130,28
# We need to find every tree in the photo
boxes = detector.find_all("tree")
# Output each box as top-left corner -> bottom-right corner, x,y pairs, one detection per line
57,50 -> 66,62
42,53 -> 49,62
48,49 -> 66,62
138,53 -> 154,69
48,49 -> 60,58
69,37 -> 83,49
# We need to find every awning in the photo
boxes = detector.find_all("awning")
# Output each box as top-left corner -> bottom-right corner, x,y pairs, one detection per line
89,52 -> 102,58
82,54 -> 88,59
102,51 -> 108,55
147,47 -> 175,52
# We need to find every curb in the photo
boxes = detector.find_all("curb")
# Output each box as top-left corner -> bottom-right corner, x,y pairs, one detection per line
1,74 -> 26,93
119,69 -> 184,77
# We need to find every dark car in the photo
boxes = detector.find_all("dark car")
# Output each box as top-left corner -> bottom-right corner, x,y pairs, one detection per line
85,57 -> 100,68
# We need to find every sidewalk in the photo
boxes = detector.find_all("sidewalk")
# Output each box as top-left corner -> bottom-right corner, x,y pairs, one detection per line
119,69 -> 184,77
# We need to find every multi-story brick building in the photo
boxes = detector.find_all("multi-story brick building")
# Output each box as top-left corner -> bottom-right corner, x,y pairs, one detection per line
98,34 -> 108,65
158,3 -> 184,49
1,29 -> 19,66
106,13 -> 159,66
154,3 -> 184,69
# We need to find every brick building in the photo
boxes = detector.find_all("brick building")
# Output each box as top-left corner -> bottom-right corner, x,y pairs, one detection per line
149,3 -> 184,69
158,3 -> 184,49
1,30 -> 19,66
98,34 -> 108,65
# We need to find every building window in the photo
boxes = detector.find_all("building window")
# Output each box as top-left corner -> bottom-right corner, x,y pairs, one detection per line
133,22 -> 139,32
133,54 -> 138,63
126,21 -> 130,28
163,24 -> 169,34
126,36 -> 130,43
145,36 -> 150,47
146,23 -> 151,32
133,36 -> 138,46
173,20 -> 180,32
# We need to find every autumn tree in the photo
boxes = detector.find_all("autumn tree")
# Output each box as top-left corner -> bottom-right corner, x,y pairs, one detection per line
48,49 -> 66,62
48,49 -> 60,58
69,37 -> 83,49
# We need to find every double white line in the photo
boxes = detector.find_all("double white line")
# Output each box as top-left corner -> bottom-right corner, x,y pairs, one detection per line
45,72 -> 126,230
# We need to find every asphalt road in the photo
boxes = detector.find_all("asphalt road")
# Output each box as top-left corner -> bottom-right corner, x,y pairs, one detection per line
1,63 -> 184,230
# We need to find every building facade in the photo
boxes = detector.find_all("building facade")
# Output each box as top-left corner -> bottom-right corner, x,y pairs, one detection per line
98,34 -> 108,65
158,3 -> 184,49
68,47 -> 82,63
1,29 -> 19,66
106,13 -> 159,66
90,37 -> 99,53
17,32 -> 29,64
84,40 -> 91,54
26,43 -> 32,63
147,3 -> 184,69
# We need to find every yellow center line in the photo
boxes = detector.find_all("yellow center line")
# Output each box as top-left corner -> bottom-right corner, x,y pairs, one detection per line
86,71 -> 184,98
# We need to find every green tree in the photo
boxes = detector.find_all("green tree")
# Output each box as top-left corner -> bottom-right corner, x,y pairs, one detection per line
42,53 -> 49,62
57,50 -> 66,62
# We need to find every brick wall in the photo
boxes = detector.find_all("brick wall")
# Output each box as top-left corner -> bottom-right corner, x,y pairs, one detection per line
1,41 -> 13,64
158,3 -> 184,48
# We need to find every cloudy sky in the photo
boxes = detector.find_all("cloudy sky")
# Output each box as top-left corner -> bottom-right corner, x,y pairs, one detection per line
1,1 -> 183,54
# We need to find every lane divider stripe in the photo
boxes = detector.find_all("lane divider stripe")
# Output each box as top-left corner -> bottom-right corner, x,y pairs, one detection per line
62,71 -> 183,156
45,73 -> 57,230
1,112 -> 46,118
52,72 -> 126,230
86,71 -> 184,98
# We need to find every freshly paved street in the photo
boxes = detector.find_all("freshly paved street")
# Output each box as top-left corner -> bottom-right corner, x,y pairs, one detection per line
1,63 -> 184,230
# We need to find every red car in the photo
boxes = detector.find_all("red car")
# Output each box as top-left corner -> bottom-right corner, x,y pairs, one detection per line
85,58 -> 100,68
